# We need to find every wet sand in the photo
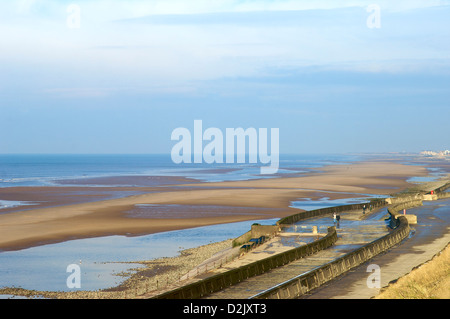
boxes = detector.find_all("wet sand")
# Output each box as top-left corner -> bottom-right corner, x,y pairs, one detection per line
0,160 -> 430,252
52,175 -> 198,187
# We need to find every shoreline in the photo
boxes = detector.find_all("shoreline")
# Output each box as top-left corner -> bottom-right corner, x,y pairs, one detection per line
3,178 -> 449,299
0,238 -> 236,299
0,158 -> 449,298
0,160 -> 432,252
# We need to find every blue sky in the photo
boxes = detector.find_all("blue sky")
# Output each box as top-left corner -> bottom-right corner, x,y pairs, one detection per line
0,0 -> 449,154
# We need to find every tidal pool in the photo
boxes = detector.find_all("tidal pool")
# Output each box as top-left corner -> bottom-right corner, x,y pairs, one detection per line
0,218 -> 277,293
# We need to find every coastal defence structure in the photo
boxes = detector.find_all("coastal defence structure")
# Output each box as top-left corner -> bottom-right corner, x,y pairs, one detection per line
152,182 -> 450,299
232,224 -> 280,247
153,226 -> 338,299
250,183 -> 450,299
153,200 -> 382,299
251,202 -> 414,299
276,199 -> 387,225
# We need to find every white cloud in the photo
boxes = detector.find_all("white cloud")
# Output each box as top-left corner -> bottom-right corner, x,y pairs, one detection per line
16,0 -> 37,14
2,0 -> 450,22
0,0 -> 449,97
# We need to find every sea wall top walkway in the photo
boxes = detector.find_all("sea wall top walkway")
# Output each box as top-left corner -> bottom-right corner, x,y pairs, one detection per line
148,181 -> 450,299
303,196 -> 450,299
206,206 -> 391,299
149,225 -> 338,299
149,201 -> 385,299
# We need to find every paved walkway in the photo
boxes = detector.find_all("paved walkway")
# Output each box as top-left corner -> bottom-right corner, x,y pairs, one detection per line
302,197 -> 450,299
179,234 -> 316,281
204,207 -> 389,299
144,229 -> 321,298
148,197 -> 449,299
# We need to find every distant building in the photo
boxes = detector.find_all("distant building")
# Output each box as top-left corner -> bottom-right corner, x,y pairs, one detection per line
420,150 -> 450,157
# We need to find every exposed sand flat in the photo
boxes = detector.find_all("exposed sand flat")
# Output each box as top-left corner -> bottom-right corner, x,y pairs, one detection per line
190,161 -> 426,191
0,161 -> 429,251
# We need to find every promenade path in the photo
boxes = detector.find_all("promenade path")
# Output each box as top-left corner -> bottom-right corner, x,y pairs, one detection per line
302,197 -> 450,299
148,196 -> 449,299
204,207 -> 390,299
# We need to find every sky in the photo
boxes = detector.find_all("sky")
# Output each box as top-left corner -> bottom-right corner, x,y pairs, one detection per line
0,0 -> 449,155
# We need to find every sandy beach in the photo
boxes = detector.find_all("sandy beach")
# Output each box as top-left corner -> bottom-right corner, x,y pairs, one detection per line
0,160 -> 431,252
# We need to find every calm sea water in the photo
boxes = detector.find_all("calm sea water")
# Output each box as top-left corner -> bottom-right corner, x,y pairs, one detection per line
0,218 -> 278,294
0,153 -> 364,188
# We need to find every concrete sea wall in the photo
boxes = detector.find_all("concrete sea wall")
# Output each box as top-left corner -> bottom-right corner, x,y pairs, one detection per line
153,226 -> 338,299
432,182 -> 450,194
154,200 -> 385,299
387,200 -> 422,227
152,184 -> 445,299
251,202 -> 420,299
277,199 -> 387,225
232,224 -> 280,247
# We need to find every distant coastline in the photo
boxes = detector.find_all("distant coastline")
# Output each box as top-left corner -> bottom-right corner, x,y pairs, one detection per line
0,153 -> 364,188
0,153 -> 449,296
420,150 -> 450,158
0,155 -> 435,252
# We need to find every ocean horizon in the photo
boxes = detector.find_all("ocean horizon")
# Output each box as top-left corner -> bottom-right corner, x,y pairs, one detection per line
0,152 -> 444,295
0,153 -> 366,188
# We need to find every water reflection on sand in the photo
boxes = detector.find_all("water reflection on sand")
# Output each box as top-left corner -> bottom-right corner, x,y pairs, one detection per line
0,218 -> 277,293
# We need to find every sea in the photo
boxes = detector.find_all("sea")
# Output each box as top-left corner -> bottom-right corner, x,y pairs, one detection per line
0,153 -> 364,188
0,153 -> 441,296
